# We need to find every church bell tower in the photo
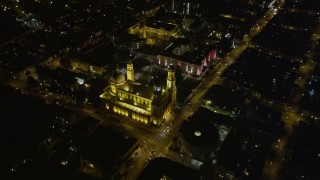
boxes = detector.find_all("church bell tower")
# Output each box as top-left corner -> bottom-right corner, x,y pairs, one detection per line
127,57 -> 134,82
166,65 -> 176,103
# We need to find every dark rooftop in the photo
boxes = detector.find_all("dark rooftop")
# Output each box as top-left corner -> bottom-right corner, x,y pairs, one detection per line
137,157 -> 202,180
203,84 -> 245,112
160,38 -> 216,65
146,20 -> 177,31
181,120 -> 220,147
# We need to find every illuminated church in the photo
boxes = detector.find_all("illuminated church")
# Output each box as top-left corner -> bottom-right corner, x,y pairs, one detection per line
100,59 -> 176,126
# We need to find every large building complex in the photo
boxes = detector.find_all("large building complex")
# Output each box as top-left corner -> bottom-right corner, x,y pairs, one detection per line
127,20 -> 180,45
100,59 -> 177,126
158,38 -> 217,76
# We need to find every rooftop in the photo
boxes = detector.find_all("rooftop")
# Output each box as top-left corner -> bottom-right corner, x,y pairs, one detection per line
137,157 -> 202,180
160,38 -> 216,65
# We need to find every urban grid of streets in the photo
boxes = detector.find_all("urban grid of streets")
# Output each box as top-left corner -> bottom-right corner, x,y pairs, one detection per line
1,0 -> 319,179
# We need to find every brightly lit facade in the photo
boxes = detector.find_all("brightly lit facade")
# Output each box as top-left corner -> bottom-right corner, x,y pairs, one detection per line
70,58 -> 106,76
127,21 -> 180,45
100,60 -> 176,126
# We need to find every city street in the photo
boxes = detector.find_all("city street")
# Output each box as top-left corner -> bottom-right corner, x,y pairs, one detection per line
1,0 -> 318,179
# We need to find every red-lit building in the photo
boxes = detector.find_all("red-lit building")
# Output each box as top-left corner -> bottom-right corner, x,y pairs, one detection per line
157,38 -> 217,76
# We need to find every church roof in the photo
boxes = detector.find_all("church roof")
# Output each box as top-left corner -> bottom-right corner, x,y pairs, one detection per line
118,82 -> 154,100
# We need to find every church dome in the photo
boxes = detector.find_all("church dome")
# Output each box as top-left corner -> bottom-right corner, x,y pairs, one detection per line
111,69 -> 126,85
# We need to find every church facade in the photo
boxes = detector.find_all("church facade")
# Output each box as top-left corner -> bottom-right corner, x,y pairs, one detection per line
100,60 -> 176,126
